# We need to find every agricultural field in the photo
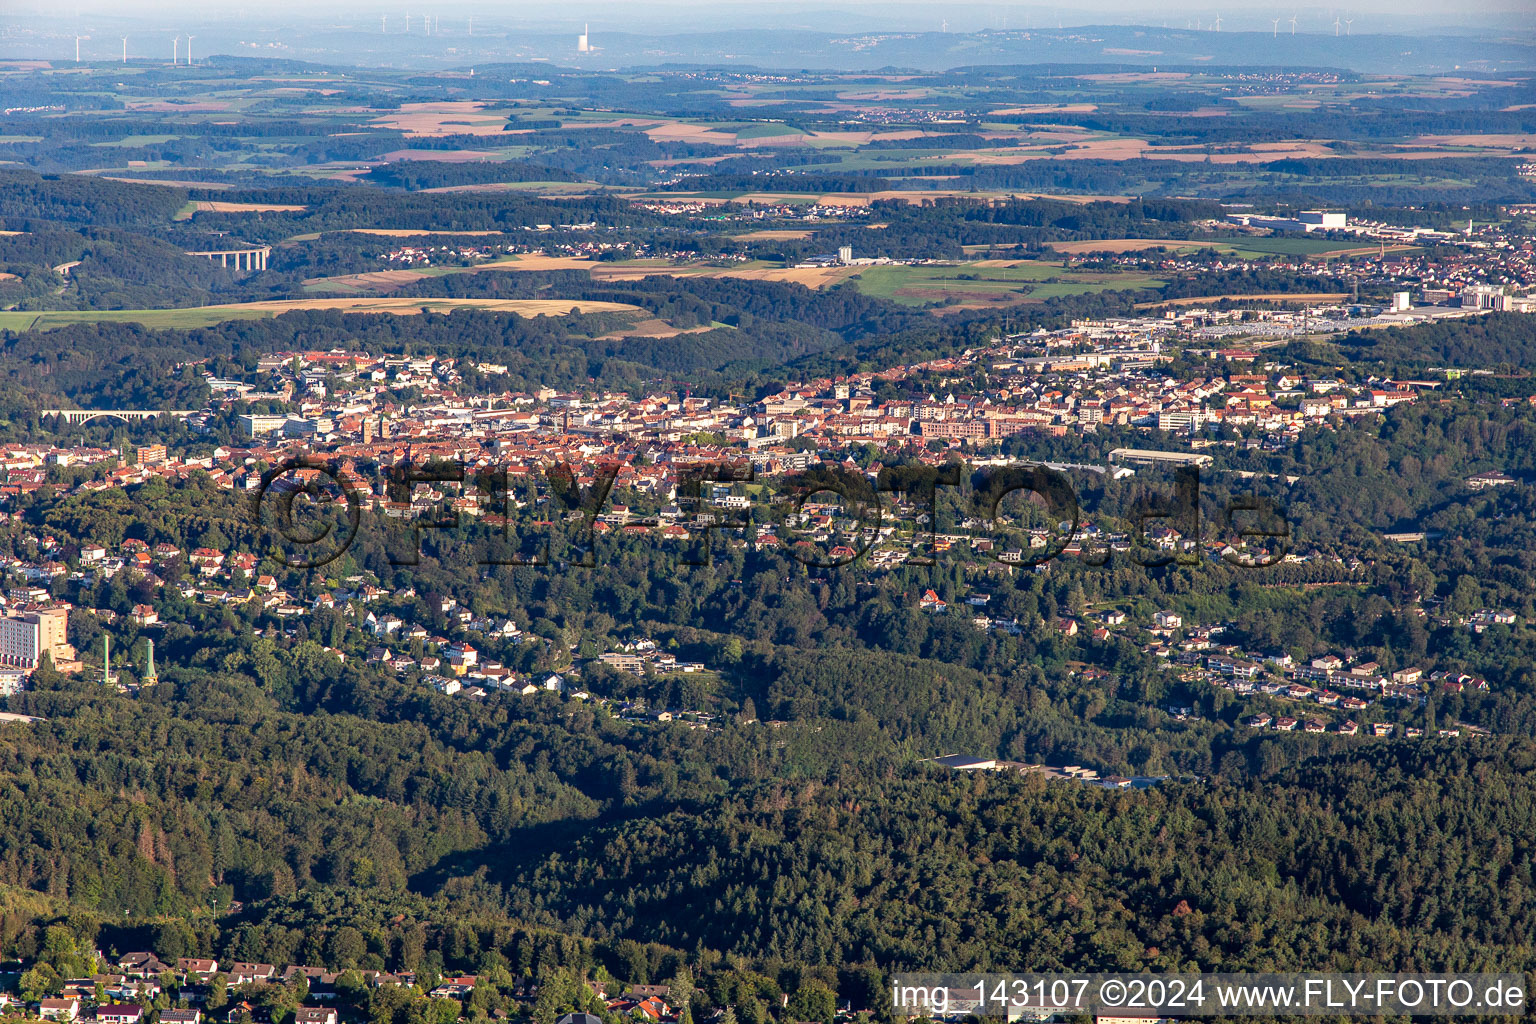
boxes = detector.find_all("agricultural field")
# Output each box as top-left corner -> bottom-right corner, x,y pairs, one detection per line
173,200 -> 308,220
1221,237 -> 1405,257
1044,237 -> 1424,259
0,57 -> 1527,339
302,253 -> 602,293
849,261 -> 1165,307
0,297 -> 641,331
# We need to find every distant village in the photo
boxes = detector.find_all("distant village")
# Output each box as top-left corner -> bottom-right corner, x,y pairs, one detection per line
0,953 -> 770,1024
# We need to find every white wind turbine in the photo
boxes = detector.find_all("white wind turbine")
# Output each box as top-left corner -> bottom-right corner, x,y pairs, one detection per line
1212,14 -> 1222,30
1345,17 -> 1353,34
1289,13 -> 1298,33
1271,17 -> 1280,35
172,36 -> 178,63
186,35 -> 194,62
1333,15 -> 1340,34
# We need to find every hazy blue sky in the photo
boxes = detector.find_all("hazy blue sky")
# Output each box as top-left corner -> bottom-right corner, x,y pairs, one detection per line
11,0 -> 1534,50
19,0 -> 1536,20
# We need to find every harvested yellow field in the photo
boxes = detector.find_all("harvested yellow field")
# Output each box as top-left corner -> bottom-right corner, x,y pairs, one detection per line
1413,132 -> 1536,151
191,200 -> 307,214
737,229 -> 815,241
342,229 -> 508,237
642,123 -> 738,145
483,254 -> 598,271
207,297 -> 639,316
720,265 -> 861,287
588,263 -> 859,289
304,254 -> 601,293
371,101 -> 510,137
588,264 -> 711,282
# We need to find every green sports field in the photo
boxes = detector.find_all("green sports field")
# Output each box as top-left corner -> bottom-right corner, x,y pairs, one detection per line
849,262 -> 1165,306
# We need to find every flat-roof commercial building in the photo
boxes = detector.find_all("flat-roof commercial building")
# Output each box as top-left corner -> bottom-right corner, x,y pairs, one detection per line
1108,447 -> 1214,468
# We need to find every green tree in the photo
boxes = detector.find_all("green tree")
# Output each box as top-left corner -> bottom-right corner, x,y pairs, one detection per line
20,964 -> 62,1001
786,982 -> 835,1024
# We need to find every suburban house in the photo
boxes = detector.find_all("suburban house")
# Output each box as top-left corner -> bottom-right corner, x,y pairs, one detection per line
178,959 -> 219,982
116,953 -> 171,978
40,998 -> 81,1021
224,1002 -> 261,1024
430,977 -> 478,1000
226,963 -> 276,985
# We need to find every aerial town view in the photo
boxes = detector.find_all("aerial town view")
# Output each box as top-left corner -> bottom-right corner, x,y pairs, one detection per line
1,0 -> 1535,1021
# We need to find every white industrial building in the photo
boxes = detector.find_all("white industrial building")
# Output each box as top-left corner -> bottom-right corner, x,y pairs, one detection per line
1225,209 -> 1348,233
